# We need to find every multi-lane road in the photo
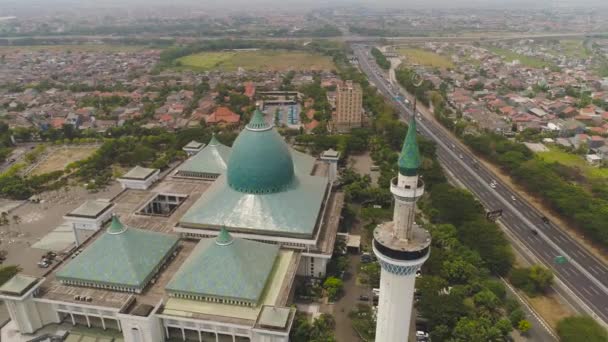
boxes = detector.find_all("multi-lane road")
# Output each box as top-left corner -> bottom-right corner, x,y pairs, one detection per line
353,45 -> 608,326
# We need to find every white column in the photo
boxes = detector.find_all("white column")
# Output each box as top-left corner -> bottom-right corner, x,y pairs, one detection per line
375,268 -> 417,342
181,327 -> 185,341
85,314 -> 90,328
70,313 -> 75,326
198,330 -> 202,342
101,316 -> 106,330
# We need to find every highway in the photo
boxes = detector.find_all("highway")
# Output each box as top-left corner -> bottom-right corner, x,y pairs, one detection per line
353,45 -> 608,326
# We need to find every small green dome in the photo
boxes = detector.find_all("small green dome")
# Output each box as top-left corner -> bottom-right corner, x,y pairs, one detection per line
227,110 -> 295,194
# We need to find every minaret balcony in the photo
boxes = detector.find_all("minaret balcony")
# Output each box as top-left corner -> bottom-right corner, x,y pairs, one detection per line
390,177 -> 424,201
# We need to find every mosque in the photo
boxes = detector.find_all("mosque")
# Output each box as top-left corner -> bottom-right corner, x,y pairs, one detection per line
0,109 -> 344,342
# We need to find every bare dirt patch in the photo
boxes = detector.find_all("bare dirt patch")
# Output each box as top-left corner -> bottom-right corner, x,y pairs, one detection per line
30,145 -> 98,175
528,292 -> 574,329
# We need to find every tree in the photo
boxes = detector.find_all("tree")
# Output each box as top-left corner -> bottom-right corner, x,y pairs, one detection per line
0,265 -> 20,285
557,316 -> 608,342
323,277 -> 343,301
517,319 -> 532,333
528,265 -> 553,293
496,318 -> 513,336
359,262 -> 380,288
509,309 -> 526,326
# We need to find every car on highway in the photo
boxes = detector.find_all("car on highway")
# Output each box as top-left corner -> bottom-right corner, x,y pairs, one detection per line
359,295 -> 370,301
531,229 -> 539,235
490,183 -> 496,189
459,154 -> 464,159
511,195 -> 516,201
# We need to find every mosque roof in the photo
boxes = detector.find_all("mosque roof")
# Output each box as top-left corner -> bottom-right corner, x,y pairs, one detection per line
179,109 -> 328,238
177,134 -> 232,176
227,110 -> 295,194
56,216 -> 178,290
166,228 -> 279,303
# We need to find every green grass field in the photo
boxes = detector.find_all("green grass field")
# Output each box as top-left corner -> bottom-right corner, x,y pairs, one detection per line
559,40 -> 590,59
176,50 -> 335,72
396,48 -> 454,69
488,47 -> 554,69
0,44 -> 150,53
538,147 -> 608,179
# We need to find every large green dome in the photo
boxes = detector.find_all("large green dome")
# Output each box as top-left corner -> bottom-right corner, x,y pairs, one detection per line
227,110 -> 295,194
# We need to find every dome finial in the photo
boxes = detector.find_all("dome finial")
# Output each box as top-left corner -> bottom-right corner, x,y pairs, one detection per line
208,133 -> 220,146
246,109 -> 272,131
107,214 -> 128,235
216,227 -> 234,246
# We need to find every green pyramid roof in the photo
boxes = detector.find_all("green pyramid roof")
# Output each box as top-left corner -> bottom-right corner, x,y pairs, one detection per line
177,134 -> 232,176
57,223 -> 178,290
166,234 -> 279,303
107,215 -> 127,234
398,117 -> 421,176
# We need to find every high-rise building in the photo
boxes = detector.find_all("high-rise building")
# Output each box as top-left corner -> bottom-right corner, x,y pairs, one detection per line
332,80 -> 362,132
373,117 -> 431,342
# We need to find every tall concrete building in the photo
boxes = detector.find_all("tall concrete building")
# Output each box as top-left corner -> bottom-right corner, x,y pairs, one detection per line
373,117 -> 431,342
332,80 -> 362,132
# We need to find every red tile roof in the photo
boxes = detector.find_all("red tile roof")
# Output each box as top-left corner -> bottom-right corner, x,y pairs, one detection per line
206,106 -> 240,124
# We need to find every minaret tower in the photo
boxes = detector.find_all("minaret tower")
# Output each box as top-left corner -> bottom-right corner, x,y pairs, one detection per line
373,117 -> 431,342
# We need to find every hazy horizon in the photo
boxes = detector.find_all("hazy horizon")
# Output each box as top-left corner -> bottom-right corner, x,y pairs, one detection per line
2,0 -> 608,12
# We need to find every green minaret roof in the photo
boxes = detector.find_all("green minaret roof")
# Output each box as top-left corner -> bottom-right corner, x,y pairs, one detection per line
398,117 -> 421,176
247,109 -> 271,130
107,215 -> 127,235
216,227 -> 234,246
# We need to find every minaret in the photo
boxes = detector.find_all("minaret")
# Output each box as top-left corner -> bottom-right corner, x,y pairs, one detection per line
373,117 -> 431,342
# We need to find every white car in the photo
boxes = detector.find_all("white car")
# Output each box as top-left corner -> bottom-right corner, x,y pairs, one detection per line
490,183 -> 496,189
511,195 -> 517,201
416,331 -> 429,338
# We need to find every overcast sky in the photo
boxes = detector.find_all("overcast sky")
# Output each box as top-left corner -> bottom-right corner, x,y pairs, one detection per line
2,0 -> 608,12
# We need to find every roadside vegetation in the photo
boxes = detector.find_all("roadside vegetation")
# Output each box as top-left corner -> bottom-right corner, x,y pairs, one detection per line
556,316 -> 608,342
371,47 -> 390,70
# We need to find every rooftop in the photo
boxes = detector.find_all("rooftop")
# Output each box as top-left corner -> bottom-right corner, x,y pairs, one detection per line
65,200 -> 113,219
183,140 -> 205,150
56,216 -> 179,290
0,274 -> 38,296
119,166 -> 158,180
256,306 -> 292,329
166,229 -> 279,303
176,135 -> 232,177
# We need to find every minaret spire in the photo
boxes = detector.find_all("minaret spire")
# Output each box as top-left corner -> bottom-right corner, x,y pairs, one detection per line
398,116 -> 421,177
